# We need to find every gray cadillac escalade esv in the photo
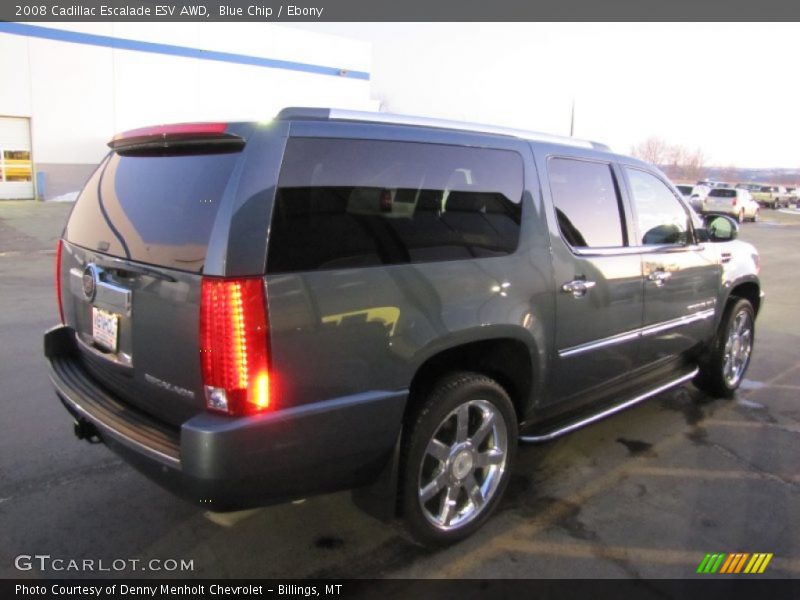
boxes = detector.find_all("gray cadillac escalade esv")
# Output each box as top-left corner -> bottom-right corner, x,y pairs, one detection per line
45,108 -> 762,544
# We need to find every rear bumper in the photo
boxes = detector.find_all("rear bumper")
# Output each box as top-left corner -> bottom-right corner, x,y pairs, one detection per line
45,326 -> 407,510
702,206 -> 739,217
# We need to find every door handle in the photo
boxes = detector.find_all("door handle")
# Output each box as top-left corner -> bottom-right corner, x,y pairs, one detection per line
647,270 -> 672,287
561,279 -> 596,298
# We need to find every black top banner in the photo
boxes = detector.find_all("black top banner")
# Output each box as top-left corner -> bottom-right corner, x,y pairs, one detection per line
4,0 -> 800,22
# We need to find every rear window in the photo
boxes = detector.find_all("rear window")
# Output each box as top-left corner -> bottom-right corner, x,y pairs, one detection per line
675,185 -> 693,195
266,138 -> 523,274
65,150 -> 240,272
709,189 -> 737,198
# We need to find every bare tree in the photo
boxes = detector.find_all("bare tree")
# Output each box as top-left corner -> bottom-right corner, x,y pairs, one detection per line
631,136 -> 671,165
682,148 -> 707,182
631,136 -> 707,182
662,145 -> 687,180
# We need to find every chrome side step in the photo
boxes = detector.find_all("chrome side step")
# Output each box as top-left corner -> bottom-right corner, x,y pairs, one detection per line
518,368 -> 699,444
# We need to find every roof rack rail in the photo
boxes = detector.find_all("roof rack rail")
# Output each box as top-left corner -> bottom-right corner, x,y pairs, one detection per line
276,107 -> 609,151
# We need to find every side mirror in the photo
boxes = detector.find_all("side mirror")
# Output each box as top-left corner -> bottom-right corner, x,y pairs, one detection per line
698,214 -> 739,242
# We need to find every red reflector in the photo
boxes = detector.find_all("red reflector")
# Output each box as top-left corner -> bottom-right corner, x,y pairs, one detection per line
380,189 -> 393,212
55,239 -> 65,324
200,278 -> 270,416
116,122 -> 228,141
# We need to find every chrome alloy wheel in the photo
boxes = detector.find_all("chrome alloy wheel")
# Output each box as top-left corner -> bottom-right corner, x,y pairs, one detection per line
417,399 -> 508,531
723,309 -> 753,387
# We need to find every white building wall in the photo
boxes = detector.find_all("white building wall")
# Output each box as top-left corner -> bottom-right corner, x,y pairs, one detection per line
0,22 -> 375,198
0,35 -> 33,117
27,33 -> 116,165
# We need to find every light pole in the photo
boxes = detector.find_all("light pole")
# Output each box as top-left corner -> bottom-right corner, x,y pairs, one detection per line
569,97 -> 575,137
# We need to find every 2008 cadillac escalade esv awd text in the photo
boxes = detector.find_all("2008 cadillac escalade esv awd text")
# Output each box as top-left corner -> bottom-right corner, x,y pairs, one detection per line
45,108 -> 762,544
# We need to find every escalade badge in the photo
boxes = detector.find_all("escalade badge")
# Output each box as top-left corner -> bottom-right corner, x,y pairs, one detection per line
144,373 -> 196,399
82,264 -> 98,301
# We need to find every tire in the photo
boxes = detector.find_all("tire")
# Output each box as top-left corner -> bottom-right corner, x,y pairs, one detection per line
738,209 -> 745,223
752,210 -> 759,222
399,371 -> 518,545
695,298 -> 755,398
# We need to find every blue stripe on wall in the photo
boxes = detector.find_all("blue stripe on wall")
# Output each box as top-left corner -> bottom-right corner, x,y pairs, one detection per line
0,22 -> 370,80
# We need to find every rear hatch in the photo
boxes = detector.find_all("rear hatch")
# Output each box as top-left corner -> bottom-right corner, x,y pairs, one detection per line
704,188 -> 738,211
59,123 -> 250,426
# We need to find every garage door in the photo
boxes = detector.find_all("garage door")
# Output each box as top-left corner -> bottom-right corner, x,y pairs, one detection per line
0,117 -> 34,200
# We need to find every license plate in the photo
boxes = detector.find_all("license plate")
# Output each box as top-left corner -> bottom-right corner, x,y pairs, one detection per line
92,307 -> 119,352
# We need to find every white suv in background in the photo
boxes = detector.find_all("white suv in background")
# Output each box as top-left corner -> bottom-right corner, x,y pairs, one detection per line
702,188 -> 759,222
675,184 -> 705,211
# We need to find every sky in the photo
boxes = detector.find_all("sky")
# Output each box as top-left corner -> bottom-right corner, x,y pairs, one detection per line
286,23 -> 799,169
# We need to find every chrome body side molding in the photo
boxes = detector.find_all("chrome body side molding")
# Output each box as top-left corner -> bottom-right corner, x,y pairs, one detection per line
558,309 -> 715,358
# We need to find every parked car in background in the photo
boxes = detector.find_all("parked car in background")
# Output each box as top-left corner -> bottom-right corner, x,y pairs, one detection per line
693,184 -> 711,203
675,183 -> 695,206
773,186 -> 790,208
791,188 -> 800,209
752,185 -> 790,209
703,187 -> 759,222
675,184 -> 704,211
697,180 -> 732,189
743,194 -> 761,221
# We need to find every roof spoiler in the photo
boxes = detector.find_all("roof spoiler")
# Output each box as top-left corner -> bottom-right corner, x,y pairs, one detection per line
108,123 -> 245,151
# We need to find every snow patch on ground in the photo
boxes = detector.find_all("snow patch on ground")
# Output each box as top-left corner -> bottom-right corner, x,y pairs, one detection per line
47,191 -> 79,203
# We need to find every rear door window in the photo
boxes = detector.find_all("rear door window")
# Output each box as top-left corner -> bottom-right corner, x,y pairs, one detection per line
66,151 -> 241,272
547,157 -> 626,248
267,138 -> 524,274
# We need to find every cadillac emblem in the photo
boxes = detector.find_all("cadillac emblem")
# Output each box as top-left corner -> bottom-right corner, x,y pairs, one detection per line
82,264 -> 98,301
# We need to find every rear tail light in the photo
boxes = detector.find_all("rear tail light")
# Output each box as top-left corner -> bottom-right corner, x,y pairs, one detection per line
200,278 -> 271,416
55,239 -> 65,324
731,199 -> 737,206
